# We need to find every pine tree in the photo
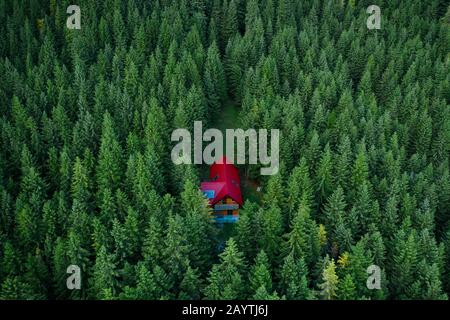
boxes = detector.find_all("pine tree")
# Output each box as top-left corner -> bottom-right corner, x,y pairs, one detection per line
222,0 -> 239,44
204,238 -> 245,300
315,144 -> 333,206
52,237 -> 69,299
182,178 -> 216,274
66,231 -> 90,299
178,265 -> 202,300
284,195 -> 320,268
0,276 -> 35,300
258,206 -> 283,265
142,214 -> 163,269
318,258 -> 339,300
132,262 -> 156,299
123,207 -> 140,261
279,254 -> 312,300
347,240 -> 374,298
91,246 -> 118,300
235,200 -> 260,261
351,182 -> 376,236
249,250 -> 272,295
323,186 -> 347,253
96,112 -> 123,201
252,285 -> 280,300
337,273 -> 357,300
71,157 -> 91,216
204,42 -> 226,115
1,241 -> 18,279
162,214 -> 190,289
351,147 -> 369,200
286,158 -> 313,220
389,223 -> 418,299
263,173 -> 285,211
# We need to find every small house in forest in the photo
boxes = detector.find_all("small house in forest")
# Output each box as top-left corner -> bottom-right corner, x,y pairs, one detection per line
201,156 -> 243,223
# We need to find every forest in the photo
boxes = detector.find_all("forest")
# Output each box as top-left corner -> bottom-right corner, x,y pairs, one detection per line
0,0 -> 449,300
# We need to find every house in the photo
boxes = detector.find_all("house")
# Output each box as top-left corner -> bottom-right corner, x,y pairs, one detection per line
200,156 -> 243,223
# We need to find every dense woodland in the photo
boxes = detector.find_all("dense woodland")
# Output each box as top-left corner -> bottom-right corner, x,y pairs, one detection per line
0,0 -> 450,300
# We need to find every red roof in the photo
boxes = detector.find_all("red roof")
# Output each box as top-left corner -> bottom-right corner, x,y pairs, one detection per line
200,156 -> 243,206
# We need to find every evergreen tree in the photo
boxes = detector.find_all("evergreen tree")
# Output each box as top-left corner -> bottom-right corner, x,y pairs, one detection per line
204,238 -> 245,300
318,258 -> 339,300
91,246 -> 118,300
96,112 -> 123,201
178,265 -> 202,300
337,274 -> 357,300
249,250 -> 272,295
204,42 -> 226,115
279,254 -> 312,300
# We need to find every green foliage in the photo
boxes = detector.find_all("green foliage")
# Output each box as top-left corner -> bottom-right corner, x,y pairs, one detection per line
0,0 -> 449,301
91,246 -> 118,300
249,250 -> 272,294
204,238 -> 245,300
96,112 -> 123,200
178,266 -> 202,300
318,258 -> 339,300
279,254 -> 312,300
338,274 -> 357,300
